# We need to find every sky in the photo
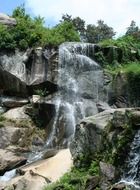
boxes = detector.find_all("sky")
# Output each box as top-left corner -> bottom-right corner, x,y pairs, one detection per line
0,0 -> 140,37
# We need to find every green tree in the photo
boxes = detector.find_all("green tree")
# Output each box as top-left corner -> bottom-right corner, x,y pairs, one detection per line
86,20 -> 115,43
126,20 -> 139,35
61,14 -> 85,40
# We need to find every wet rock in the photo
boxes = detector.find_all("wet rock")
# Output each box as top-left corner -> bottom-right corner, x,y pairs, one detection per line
0,149 -> 27,175
0,13 -> 16,26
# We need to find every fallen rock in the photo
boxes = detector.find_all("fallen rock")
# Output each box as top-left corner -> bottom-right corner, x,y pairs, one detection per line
0,149 -> 27,175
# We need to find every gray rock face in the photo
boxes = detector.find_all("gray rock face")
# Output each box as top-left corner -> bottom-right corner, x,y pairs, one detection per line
0,13 -> 16,26
0,66 -> 27,97
70,109 -> 115,165
70,108 -> 137,167
0,48 -> 58,97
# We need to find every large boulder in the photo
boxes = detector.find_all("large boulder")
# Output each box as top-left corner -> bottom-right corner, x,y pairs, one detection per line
0,125 -> 34,149
0,13 -> 16,26
70,108 -> 139,168
0,149 -> 26,175
70,109 -> 115,166
1,149 -> 73,190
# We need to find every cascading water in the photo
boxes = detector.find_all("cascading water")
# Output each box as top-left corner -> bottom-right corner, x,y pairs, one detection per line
0,42 -> 107,182
119,130 -> 140,189
46,42 -> 107,147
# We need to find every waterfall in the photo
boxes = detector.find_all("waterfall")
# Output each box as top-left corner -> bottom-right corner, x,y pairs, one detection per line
46,42 -> 106,147
119,130 -> 140,189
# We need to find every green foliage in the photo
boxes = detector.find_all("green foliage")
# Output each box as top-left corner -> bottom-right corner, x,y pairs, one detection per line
0,5 -> 80,50
43,21 -> 80,46
88,161 -> 99,175
61,15 -> 115,42
100,35 -> 140,63
86,20 -> 115,43
126,20 -> 139,36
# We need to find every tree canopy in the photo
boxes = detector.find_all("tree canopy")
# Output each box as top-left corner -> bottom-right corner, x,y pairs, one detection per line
0,5 -> 140,50
0,5 -> 80,50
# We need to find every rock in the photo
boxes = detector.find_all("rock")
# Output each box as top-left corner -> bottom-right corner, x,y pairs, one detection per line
100,162 -> 115,181
111,109 -> 127,128
0,47 -> 58,97
2,149 -> 73,190
96,101 -> 111,112
130,109 -> 140,126
0,149 -> 27,175
4,171 -> 47,190
70,108 -> 137,169
111,182 -> 126,190
3,106 -> 30,120
70,109 -> 115,165
31,95 -> 41,103
0,66 -> 28,97
0,13 -> 16,26
19,149 -> 73,182
0,126 -> 33,149
1,96 -> 29,108
85,176 -> 100,190
42,149 -> 59,159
